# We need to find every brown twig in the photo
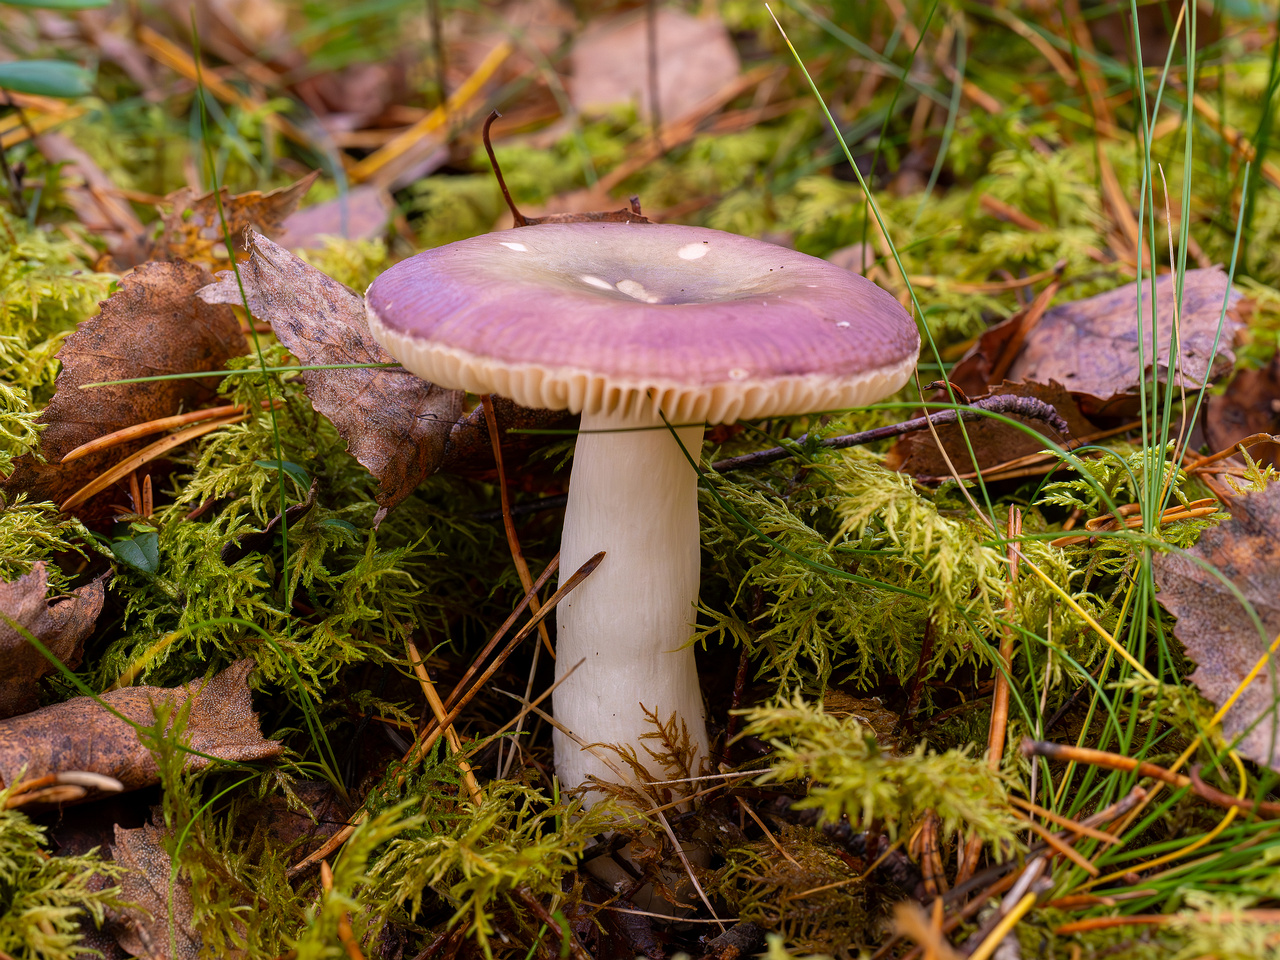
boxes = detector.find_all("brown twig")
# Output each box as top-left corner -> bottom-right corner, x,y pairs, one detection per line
1185,432 -> 1280,472
482,110 -> 527,227
1022,739 -> 1190,788
1189,765 -> 1280,818
320,862 -> 366,960
1056,910 -> 1280,935
1008,797 -> 1120,844
406,639 -> 483,804
412,552 -> 603,766
960,509 -> 1021,882
286,553 -> 603,878
438,556 -> 560,718
710,394 -> 1070,474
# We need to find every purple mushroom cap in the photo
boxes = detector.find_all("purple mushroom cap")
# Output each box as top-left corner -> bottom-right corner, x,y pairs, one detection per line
366,222 -> 919,423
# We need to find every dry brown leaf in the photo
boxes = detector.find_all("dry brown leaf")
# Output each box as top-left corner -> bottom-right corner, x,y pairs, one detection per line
570,6 -> 740,124
1152,484 -> 1280,773
1006,268 -> 1245,415
109,822 -> 223,960
236,779 -> 352,858
886,380 -> 1091,479
0,562 -> 107,719
197,231 -> 462,523
1206,354 -> 1280,471
155,171 -> 319,263
0,660 -> 280,796
440,395 -> 575,480
273,184 -> 396,250
1,260 -> 245,515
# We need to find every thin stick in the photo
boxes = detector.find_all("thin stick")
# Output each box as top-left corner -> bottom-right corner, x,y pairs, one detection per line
439,556 -> 560,715
646,0 -> 663,146
1057,910 -> 1280,935
1024,739 -> 1190,787
968,892 -> 1037,960
738,797 -> 800,866
960,509 -> 1021,881
710,394 -> 1069,473
406,639 -> 483,804
413,552 -> 603,765
1021,819 -> 1099,877
1008,798 -> 1121,844
1186,432 -> 1280,471
482,110 -> 527,227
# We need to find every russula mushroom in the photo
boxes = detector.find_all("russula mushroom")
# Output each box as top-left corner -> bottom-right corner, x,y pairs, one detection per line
366,221 -> 919,798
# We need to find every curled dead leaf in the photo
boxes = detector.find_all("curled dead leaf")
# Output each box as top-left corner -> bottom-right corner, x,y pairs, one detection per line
1152,484 -> 1280,773
440,395 -> 575,479
1206,354 -> 1280,471
1,260 -> 246,516
155,171 -> 319,263
197,231 -> 462,523
0,561 -> 107,719
0,660 -> 280,798
1005,268 -> 1245,416
887,380 -> 1090,480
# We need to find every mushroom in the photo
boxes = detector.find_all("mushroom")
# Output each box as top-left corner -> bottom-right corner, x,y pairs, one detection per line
365,221 -> 919,798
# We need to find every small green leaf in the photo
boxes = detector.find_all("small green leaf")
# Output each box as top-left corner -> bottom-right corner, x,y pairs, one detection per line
0,60 -> 94,97
112,531 -> 160,574
254,459 -> 311,493
0,0 -> 108,8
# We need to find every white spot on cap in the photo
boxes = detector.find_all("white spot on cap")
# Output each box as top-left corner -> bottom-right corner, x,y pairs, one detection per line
499,241 -> 528,252
728,368 -> 750,380
581,275 -> 613,291
616,279 -> 660,303
836,321 -> 850,328
806,284 -> 819,288
678,242 -> 709,260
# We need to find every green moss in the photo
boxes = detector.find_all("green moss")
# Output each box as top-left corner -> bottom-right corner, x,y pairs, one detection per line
0,785 -> 124,960
743,695 -> 1020,848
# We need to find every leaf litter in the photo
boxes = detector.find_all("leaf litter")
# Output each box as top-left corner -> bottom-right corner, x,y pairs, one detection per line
197,230 -> 462,523
2,260 -> 246,516
0,561 -> 106,719
0,660 -> 279,797
9,1 -> 1280,958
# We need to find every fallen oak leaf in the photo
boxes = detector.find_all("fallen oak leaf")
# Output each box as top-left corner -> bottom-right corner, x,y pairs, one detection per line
0,660 -> 280,800
1,260 -> 246,517
197,231 -> 462,524
1152,483 -> 1280,773
154,170 -> 319,263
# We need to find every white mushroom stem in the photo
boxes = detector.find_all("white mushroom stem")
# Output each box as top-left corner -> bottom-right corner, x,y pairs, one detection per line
554,406 -> 709,798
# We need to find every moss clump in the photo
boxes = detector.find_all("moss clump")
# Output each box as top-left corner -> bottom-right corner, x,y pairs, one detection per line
0,786 -> 124,960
